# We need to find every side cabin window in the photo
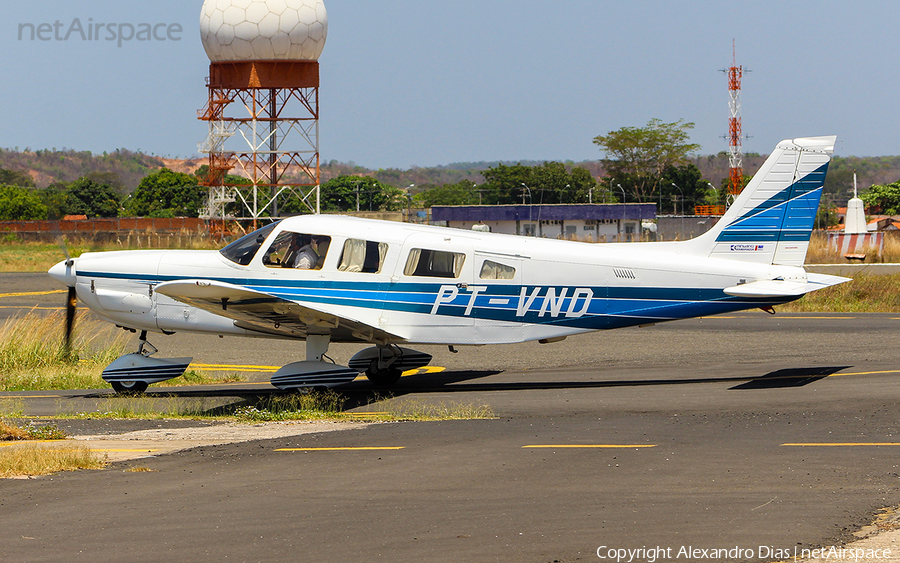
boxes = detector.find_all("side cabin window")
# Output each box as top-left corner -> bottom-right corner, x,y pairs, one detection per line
261,231 -> 331,270
479,260 -> 516,280
338,239 -> 388,273
220,222 -> 279,266
404,248 -> 466,278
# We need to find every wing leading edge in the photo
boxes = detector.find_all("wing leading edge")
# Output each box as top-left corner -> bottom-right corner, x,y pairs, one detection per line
155,279 -> 402,343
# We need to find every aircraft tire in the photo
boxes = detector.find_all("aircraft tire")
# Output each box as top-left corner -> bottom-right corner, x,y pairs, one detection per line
110,381 -> 149,395
365,363 -> 402,387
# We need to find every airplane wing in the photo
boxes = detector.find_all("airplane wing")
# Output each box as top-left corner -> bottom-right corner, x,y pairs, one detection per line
723,272 -> 850,298
154,279 -> 402,343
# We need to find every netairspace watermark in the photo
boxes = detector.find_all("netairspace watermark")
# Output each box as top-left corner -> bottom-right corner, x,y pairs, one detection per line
18,18 -> 182,48
596,544 -> 893,562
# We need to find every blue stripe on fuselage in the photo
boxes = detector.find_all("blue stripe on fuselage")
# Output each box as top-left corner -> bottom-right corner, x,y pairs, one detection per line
77,270 -> 788,330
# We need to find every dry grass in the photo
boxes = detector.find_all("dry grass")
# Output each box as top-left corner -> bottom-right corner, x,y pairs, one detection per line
0,442 -> 106,478
780,273 -> 900,312
805,231 -> 900,264
0,420 -> 31,440
0,311 -> 130,391
378,398 -> 495,421
0,233 -> 223,273
0,312 -> 246,392
1,420 -> 67,441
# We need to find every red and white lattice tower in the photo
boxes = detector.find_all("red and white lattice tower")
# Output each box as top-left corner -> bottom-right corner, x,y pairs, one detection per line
725,42 -> 743,201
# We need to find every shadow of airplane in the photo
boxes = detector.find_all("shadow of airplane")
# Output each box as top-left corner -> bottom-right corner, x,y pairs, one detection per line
74,366 -> 851,412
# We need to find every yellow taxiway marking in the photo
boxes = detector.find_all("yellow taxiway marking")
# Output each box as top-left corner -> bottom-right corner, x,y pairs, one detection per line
274,447 -> 405,452
0,440 -> 67,447
699,315 -> 856,320
0,305 -> 62,310
190,363 -> 279,373
0,290 -> 66,298
191,364 -> 446,377
522,444 -> 657,449
91,448 -> 160,453
775,316 -> 856,319
782,443 -> 900,447
828,369 -> 900,378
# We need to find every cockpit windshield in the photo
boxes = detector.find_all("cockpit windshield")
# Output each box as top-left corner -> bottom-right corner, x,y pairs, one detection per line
219,222 -> 280,266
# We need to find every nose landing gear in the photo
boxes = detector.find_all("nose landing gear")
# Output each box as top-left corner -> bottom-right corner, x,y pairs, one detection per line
101,330 -> 193,395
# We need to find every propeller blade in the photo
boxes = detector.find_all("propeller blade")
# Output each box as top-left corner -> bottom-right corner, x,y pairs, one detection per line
64,286 -> 77,352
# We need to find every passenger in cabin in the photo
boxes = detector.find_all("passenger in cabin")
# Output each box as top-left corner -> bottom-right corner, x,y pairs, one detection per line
293,234 -> 322,269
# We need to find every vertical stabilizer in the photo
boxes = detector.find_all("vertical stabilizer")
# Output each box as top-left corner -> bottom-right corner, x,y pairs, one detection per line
682,136 -> 835,265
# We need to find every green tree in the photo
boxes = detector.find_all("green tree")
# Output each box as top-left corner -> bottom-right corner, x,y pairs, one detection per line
861,181 -> 900,215
0,185 -> 47,220
659,163 -> 709,213
280,176 -> 404,214
66,177 -> 121,218
0,169 -> 35,188
479,162 -> 597,205
416,180 -> 479,207
37,182 -> 70,220
124,168 -> 206,217
593,118 -> 700,203
480,164 -> 533,205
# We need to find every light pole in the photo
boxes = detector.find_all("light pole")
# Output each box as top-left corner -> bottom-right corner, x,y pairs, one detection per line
671,182 -> 684,216
407,183 -> 415,222
707,182 -> 718,211
617,184 -> 626,240
521,183 -> 533,235
588,186 -> 594,204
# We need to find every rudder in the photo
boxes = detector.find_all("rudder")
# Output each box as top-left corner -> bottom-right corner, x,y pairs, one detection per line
683,136 -> 835,266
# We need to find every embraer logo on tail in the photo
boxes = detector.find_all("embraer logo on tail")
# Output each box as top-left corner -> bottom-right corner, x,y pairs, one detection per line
431,285 -> 593,318
730,244 -> 765,251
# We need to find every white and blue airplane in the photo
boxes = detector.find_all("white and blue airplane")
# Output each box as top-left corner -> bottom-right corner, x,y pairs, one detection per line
49,136 -> 848,393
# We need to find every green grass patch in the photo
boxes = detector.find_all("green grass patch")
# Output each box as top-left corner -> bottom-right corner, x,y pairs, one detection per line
43,389 -> 494,423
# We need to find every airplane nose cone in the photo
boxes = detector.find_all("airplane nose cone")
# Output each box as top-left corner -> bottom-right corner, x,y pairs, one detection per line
48,259 -> 76,287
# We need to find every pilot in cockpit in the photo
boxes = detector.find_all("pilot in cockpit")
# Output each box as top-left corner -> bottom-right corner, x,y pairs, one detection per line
291,234 -> 320,269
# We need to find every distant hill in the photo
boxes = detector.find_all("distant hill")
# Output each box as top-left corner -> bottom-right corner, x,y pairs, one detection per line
0,148 -> 204,193
2,148 -> 898,206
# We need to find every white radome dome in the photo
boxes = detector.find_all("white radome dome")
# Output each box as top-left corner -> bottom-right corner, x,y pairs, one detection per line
200,0 -> 327,62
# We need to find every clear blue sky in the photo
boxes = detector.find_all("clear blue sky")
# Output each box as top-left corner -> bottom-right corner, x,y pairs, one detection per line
2,1 -> 898,169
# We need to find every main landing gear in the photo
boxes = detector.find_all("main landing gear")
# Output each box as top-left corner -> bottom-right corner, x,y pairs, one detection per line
271,337 -> 434,391
348,345 -> 433,387
101,330 -> 192,395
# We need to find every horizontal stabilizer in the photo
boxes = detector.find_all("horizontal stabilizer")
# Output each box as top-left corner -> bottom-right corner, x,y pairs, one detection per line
723,273 -> 850,298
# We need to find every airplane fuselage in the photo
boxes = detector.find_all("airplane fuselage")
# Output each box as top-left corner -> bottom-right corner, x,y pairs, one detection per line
60,214 -> 803,347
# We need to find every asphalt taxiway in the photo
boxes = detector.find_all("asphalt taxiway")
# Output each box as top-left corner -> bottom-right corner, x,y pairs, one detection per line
1,273 -> 900,562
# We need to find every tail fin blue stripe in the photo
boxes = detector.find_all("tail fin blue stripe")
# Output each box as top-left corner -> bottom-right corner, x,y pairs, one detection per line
715,162 -> 829,243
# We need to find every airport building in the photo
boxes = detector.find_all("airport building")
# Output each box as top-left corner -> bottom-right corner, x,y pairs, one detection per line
430,203 -> 656,242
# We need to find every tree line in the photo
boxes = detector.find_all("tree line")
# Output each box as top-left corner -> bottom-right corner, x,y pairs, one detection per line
2,118 -> 900,222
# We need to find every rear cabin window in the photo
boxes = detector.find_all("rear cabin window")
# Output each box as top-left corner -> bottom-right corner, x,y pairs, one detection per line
220,222 -> 279,266
338,239 -> 388,273
261,231 -> 331,270
403,249 -> 466,278
479,260 -> 516,280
